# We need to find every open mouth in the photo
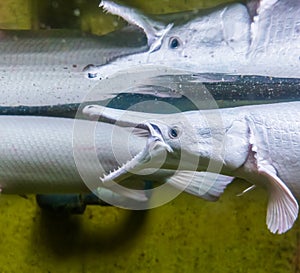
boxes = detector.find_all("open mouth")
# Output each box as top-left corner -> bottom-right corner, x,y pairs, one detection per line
100,122 -> 172,186
82,104 -> 174,201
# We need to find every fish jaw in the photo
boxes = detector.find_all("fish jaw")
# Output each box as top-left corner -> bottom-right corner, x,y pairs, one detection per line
147,122 -> 173,153
100,122 -> 172,185
100,0 -> 173,49
82,104 -> 223,172
88,0 -> 174,82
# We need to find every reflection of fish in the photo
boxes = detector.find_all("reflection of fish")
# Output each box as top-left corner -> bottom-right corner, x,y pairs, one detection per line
86,0 -> 300,79
1,0 -> 299,113
0,30 -> 199,114
0,28 -> 147,109
84,101 -> 300,234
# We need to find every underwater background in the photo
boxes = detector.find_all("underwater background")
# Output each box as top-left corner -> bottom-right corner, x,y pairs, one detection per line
0,0 -> 299,272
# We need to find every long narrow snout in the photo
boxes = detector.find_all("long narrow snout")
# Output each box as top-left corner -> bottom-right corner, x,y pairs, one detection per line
83,105 -> 175,184
100,122 -> 173,185
82,104 -> 169,127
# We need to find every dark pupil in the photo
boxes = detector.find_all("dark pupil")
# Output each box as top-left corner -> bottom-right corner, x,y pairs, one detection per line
170,38 -> 179,49
88,72 -> 98,78
170,128 -> 178,138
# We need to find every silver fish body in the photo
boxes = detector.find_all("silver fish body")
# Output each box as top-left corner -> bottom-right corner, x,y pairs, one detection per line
0,115 -> 210,209
1,1 -> 299,113
83,101 -> 300,234
0,115 -> 147,197
0,28 -> 147,109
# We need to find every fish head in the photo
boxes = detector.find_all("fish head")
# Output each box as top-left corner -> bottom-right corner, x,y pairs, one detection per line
84,3 -> 251,80
129,113 -> 220,172
146,3 -> 250,63
83,105 -> 226,173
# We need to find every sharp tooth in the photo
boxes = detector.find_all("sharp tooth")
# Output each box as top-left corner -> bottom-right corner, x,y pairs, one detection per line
100,175 -> 106,182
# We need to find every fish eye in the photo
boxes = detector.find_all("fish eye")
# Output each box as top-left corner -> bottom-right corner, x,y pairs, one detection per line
169,37 -> 181,49
87,72 -> 98,79
169,126 -> 180,138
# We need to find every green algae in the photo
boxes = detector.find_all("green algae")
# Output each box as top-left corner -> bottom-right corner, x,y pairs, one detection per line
0,0 -> 299,272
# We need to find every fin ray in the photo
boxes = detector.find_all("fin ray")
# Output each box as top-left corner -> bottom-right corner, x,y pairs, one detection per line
247,116 -> 299,234
166,171 -> 234,201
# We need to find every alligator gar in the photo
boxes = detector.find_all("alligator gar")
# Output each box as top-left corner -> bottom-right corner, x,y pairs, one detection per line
0,114 -> 213,209
0,28 -> 201,114
1,1 -> 299,114
83,101 -> 300,234
0,28 -> 148,110
0,115 -> 147,201
85,0 -> 300,80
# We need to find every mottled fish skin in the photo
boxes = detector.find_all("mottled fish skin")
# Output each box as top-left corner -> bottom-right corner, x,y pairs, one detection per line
0,115 -> 217,209
1,0 -> 299,111
0,28 -> 147,108
83,101 -> 300,234
86,0 -> 300,79
0,115 -> 150,201
234,103 -> 300,197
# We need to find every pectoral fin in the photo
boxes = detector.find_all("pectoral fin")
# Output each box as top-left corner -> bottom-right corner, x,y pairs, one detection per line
248,117 -> 299,234
258,165 -> 298,234
166,171 -> 234,201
